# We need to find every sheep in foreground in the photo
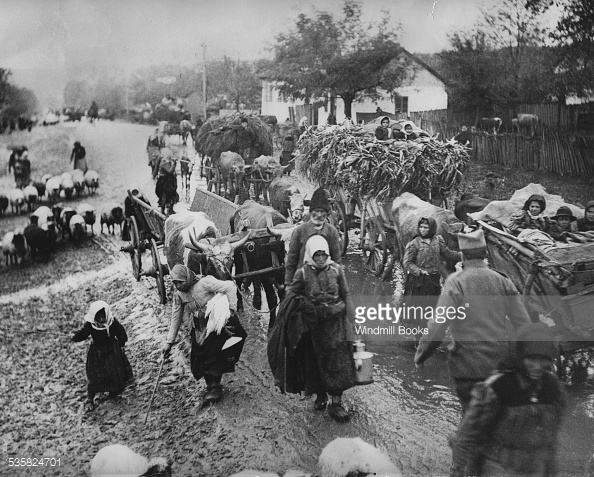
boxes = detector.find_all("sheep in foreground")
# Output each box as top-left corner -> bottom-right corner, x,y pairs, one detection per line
100,204 -> 124,235
90,444 -> 171,477
77,203 -> 97,235
318,437 -> 401,477
2,230 -> 27,266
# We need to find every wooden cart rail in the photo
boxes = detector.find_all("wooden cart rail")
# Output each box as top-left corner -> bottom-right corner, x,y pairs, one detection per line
128,191 -> 167,241
190,188 -> 238,235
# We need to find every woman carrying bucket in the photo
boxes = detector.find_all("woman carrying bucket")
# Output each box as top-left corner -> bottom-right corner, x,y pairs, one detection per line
270,235 -> 357,423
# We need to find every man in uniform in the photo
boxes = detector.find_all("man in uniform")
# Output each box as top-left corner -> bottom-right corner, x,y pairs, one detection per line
414,229 -> 531,413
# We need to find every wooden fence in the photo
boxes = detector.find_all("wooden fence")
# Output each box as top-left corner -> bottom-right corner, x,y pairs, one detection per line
472,131 -> 594,176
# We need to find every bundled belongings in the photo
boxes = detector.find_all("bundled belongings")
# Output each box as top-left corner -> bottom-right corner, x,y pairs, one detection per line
296,124 -> 469,202
194,113 -> 273,165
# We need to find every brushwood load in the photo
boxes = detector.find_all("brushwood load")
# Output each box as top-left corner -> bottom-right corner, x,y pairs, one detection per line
297,124 -> 470,203
194,113 -> 273,164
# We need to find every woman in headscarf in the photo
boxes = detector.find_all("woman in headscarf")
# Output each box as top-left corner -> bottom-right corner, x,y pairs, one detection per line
374,116 -> 392,141
577,201 -> 594,232
162,264 -> 246,404
71,301 -> 133,411
508,194 -> 551,235
402,217 -> 461,335
286,235 -> 357,422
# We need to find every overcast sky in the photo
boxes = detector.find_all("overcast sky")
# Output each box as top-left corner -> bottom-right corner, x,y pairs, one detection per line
0,0 -> 491,107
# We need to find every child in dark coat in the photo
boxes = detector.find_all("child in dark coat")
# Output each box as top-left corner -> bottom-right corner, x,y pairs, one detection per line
72,301 -> 133,411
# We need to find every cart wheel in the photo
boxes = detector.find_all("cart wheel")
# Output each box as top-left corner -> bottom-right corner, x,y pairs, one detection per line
361,218 -> 389,276
150,239 -> 167,304
328,199 -> 349,256
129,216 -> 142,281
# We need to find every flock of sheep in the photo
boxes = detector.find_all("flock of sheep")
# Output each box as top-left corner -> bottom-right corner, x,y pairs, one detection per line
1,168 -> 126,266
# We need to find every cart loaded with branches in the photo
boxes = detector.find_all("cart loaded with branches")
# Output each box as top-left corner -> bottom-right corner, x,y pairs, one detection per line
297,124 -> 470,277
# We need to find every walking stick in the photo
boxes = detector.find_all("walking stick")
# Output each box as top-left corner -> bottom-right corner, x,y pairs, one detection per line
144,356 -> 166,425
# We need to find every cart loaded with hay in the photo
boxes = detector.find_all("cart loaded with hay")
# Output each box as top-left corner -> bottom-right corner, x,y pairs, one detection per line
297,124 -> 470,278
194,113 -> 273,197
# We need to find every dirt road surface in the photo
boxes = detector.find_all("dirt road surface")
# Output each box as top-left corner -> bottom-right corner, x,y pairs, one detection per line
1,122 -> 593,476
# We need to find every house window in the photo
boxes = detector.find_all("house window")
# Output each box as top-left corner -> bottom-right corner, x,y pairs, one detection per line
395,96 -> 408,114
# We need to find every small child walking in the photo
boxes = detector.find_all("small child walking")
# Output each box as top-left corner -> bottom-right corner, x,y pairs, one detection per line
72,301 -> 133,411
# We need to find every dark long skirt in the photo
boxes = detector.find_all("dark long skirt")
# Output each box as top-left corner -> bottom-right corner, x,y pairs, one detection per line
402,271 -> 441,332
86,340 -> 133,394
291,306 -> 356,395
190,313 -> 247,380
155,174 -> 179,209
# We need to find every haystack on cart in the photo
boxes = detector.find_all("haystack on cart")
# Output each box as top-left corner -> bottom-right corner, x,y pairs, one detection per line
297,126 -> 470,277
478,220 -> 594,352
194,114 -> 273,198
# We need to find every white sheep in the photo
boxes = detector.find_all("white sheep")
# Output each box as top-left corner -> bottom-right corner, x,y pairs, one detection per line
32,205 -> 54,227
45,176 -> 62,203
318,437 -> 401,477
90,444 -> 171,477
68,214 -> 87,243
85,170 -> 100,194
72,169 -> 86,196
76,203 -> 97,235
61,175 -> 75,200
8,188 -> 25,215
23,185 -> 39,212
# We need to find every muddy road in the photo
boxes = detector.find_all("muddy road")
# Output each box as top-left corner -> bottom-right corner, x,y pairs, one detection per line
1,122 -> 593,476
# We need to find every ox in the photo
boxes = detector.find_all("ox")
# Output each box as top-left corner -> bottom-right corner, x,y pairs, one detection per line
230,200 -> 292,328
391,193 -> 464,269
512,114 -> 538,137
476,117 -> 502,134
219,151 -> 246,201
248,155 -> 286,205
164,210 -> 250,279
268,177 -> 305,223
454,172 -> 501,224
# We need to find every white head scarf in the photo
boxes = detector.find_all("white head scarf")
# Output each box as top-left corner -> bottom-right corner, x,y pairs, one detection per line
303,235 -> 334,269
84,300 -> 114,335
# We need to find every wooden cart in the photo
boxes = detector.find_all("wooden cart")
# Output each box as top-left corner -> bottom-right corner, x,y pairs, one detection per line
122,188 -> 288,304
478,220 -> 594,352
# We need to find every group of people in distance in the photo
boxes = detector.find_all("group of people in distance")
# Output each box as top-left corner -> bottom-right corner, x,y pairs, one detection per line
509,193 -> 594,239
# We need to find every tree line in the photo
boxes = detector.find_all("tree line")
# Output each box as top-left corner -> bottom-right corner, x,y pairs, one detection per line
0,68 -> 38,125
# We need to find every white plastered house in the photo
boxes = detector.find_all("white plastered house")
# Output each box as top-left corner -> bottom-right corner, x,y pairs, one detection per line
261,49 -> 448,125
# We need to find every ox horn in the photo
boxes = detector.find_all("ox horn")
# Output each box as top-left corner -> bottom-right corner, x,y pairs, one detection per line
229,230 -> 252,252
267,226 -> 282,237
188,228 -> 212,253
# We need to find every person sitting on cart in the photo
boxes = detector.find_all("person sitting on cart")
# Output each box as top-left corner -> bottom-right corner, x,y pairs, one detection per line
280,134 -> 296,174
155,147 -> 179,214
577,201 -> 594,232
162,264 -> 247,405
374,116 -> 393,141
284,187 -> 343,285
282,235 -> 357,422
548,206 -> 578,242
508,194 -> 551,235
402,217 -> 462,338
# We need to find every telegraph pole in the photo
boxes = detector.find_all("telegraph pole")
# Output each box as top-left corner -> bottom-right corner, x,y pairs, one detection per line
201,43 -> 207,120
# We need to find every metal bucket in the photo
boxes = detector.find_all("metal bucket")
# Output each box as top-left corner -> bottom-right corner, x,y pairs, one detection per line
353,341 -> 374,385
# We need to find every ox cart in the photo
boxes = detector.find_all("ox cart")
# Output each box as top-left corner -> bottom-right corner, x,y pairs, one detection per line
121,188 -> 289,306
478,220 -> 594,353
297,124 -> 470,279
